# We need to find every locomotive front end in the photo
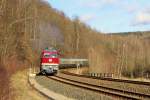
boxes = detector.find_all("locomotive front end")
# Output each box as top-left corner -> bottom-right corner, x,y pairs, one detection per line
40,48 -> 59,75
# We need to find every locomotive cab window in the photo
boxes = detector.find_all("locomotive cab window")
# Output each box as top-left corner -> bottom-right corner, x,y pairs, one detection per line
43,53 -> 50,58
50,54 -> 58,58
43,53 -> 58,58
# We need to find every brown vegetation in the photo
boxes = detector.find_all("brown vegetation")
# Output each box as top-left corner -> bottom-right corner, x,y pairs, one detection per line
0,0 -> 150,99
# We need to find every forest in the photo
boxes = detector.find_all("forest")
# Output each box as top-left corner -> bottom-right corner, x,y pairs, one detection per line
0,0 -> 150,99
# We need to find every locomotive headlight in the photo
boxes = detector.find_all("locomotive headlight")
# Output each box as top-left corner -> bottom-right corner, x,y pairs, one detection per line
49,59 -> 52,62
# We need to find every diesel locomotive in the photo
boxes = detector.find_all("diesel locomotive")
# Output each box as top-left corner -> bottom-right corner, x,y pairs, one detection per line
40,48 -> 59,74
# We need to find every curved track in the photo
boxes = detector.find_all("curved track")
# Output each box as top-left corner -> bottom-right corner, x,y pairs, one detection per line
46,71 -> 150,100
62,71 -> 150,86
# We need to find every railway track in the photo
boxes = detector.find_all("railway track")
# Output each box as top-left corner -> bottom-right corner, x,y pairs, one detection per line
62,71 -> 150,86
46,71 -> 150,100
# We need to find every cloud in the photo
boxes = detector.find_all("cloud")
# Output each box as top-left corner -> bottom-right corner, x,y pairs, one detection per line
125,4 -> 139,13
79,14 -> 96,22
103,0 -> 118,4
132,8 -> 150,26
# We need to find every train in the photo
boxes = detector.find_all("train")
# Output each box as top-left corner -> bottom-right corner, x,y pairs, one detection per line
40,47 -> 59,75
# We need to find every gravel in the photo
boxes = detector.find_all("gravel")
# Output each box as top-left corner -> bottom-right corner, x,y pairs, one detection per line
35,76 -> 114,100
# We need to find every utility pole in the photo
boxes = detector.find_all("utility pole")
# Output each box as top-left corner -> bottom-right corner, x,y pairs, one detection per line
74,18 -> 80,73
74,19 -> 80,58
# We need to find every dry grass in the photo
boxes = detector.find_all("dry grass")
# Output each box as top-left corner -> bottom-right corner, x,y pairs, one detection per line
10,69 -> 47,100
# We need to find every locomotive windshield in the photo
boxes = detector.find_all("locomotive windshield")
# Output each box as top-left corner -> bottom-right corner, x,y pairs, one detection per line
43,53 -> 58,58
50,54 -> 58,58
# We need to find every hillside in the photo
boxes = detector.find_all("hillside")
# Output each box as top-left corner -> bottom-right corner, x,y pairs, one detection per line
0,0 -> 150,99
0,0 -> 103,98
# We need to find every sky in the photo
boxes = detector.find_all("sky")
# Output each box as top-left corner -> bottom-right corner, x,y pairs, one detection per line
44,0 -> 150,33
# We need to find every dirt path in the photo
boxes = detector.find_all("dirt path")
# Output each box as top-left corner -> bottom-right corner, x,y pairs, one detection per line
10,69 -> 48,100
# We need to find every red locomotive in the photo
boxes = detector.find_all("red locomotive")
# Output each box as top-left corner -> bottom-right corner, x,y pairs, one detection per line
40,47 -> 59,74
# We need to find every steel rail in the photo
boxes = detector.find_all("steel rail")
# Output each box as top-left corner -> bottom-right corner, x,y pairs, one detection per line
61,71 -> 150,86
56,74 -> 150,99
46,74 -> 150,100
